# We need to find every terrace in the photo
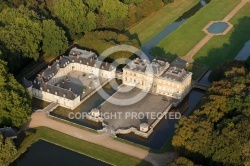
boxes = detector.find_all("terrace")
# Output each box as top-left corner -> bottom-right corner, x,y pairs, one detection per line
98,86 -> 172,132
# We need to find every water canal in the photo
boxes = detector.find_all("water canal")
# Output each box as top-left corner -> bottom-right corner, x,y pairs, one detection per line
10,140 -> 110,166
142,0 -> 211,57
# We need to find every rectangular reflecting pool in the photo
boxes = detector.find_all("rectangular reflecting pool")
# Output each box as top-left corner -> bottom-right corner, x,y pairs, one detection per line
10,140 -> 110,166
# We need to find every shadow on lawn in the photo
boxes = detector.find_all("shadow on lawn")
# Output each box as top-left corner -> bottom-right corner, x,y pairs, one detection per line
193,16 -> 250,69
149,46 -> 178,62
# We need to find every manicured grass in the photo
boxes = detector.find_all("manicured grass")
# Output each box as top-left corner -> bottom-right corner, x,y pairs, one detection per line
157,0 -> 241,56
128,0 -> 200,44
11,127 -> 152,166
193,3 -> 250,68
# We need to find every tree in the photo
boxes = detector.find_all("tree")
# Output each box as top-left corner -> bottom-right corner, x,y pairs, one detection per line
98,0 -> 128,28
52,0 -> 96,38
76,30 -> 140,61
172,64 -> 250,165
0,5 -> 42,60
84,0 -> 101,11
0,134 -> 17,165
0,60 -> 32,128
42,19 -> 68,56
168,157 -> 194,166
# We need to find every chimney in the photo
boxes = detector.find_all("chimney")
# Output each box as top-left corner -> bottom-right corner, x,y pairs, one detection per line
77,54 -> 80,59
48,65 -> 51,69
69,88 -> 72,91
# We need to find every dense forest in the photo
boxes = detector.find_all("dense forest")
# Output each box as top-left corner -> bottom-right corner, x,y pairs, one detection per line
169,62 -> 250,166
0,59 -> 32,128
0,0 -> 174,73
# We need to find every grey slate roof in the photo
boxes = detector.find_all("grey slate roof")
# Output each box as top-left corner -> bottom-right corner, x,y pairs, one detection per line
0,127 -> 17,139
125,58 -> 191,82
69,48 -> 97,59
24,48 -> 115,101
42,61 -> 60,81
23,77 -> 32,88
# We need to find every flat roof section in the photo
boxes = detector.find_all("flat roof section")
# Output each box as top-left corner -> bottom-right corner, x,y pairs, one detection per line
99,86 -> 172,131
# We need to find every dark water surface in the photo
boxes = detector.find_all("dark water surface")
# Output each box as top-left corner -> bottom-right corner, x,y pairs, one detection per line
207,22 -> 229,34
10,140 -> 110,166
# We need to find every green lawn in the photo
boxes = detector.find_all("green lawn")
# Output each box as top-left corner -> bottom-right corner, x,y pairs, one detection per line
128,0 -> 200,44
10,127 -> 152,166
157,0 -> 241,56
193,3 -> 250,68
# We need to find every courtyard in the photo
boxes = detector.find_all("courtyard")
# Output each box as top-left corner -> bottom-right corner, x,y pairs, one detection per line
98,85 -> 172,131
56,70 -> 108,99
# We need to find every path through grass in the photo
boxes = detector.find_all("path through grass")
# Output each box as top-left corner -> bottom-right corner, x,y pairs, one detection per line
157,0 -> 241,56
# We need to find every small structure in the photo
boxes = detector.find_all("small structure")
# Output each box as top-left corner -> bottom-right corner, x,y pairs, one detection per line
0,127 -> 17,139
90,108 -> 100,117
139,123 -> 149,132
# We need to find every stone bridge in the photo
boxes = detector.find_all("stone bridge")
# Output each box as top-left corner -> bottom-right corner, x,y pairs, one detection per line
42,102 -> 59,114
192,82 -> 209,91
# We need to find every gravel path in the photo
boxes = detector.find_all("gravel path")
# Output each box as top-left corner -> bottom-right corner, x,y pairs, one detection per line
182,0 -> 250,63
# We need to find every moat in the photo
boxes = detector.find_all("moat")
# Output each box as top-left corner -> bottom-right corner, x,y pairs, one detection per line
10,140 -> 109,166
33,70 -> 211,150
